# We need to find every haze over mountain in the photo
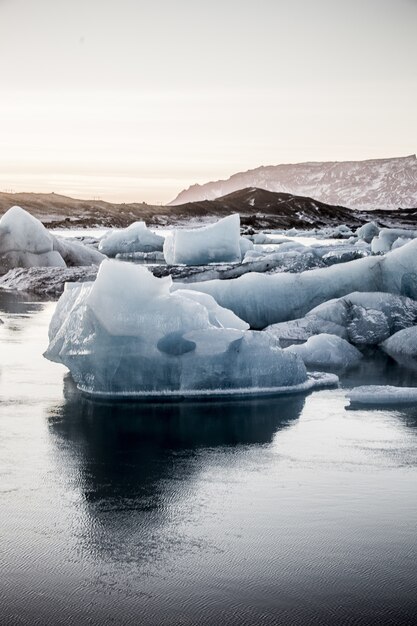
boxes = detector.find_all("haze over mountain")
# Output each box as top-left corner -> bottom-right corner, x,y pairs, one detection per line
170,155 -> 417,211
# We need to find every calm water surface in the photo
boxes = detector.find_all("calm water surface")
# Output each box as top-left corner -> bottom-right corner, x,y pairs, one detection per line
1,293 -> 417,625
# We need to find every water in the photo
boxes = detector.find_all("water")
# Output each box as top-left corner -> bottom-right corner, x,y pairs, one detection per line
1,293 -> 417,625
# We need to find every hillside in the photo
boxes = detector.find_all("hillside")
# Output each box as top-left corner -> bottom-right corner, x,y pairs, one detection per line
169,155 -> 417,211
1,187 -> 417,231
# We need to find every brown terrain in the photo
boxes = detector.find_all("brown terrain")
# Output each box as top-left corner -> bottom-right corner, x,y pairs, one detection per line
0,188 -> 416,231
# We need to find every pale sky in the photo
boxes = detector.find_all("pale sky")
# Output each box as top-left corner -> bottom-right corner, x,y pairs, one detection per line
0,0 -> 416,203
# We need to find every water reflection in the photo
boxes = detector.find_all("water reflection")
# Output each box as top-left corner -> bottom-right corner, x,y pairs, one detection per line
0,290 -> 44,317
46,377 -> 305,560
48,376 -> 305,500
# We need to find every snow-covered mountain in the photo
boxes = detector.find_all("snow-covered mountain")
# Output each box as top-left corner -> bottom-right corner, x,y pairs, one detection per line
169,155 -> 417,210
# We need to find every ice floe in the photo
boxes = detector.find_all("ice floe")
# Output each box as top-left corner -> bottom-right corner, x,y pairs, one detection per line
347,385 -> 417,407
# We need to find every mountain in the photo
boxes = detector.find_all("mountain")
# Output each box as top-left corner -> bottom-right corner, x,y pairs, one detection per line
166,188 -> 365,230
169,155 -> 417,210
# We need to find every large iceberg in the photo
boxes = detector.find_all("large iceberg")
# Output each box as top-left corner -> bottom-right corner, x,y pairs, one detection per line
44,260 -> 337,398
163,214 -> 242,265
98,222 -> 164,257
175,239 -> 417,328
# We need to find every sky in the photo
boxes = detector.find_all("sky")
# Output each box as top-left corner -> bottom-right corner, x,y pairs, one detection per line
0,0 -> 416,204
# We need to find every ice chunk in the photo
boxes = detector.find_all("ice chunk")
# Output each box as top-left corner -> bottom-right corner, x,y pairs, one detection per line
175,240 -> 417,328
239,236 -> 254,259
98,222 -> 164,257
285,333 -> 362,369
45,260 -> 320,398
348,385 -> 417,407
381,326 -> 417,369
163,214 -> 241,265
0,206 -> 66,272
356,221 -> 380,243
371,228 -> 417,254
52,236 -> 105,266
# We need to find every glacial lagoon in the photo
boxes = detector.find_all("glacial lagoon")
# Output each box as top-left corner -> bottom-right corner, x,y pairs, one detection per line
1,292 -> 417,625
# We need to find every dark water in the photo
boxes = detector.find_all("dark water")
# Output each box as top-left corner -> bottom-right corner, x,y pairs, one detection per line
1,294 -> 417,625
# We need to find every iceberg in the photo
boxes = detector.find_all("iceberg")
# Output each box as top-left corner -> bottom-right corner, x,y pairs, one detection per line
163,214 -> 242,265
0,206 -> 105,273
175,239 -> 417,328
0,206 -> 66,273
285,333 -> 363,369
381,326 -> 417,369
356,221 -> 380,243
98,221 -> 164,257
44,260 -> 337,398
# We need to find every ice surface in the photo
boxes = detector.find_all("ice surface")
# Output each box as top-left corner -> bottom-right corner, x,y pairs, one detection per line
347,385 -> 417,406
44,260 -> 323,397
0,206 -> 66,272
163,214 -> 241,265
0,266 -> 98,296
176,239 -> 417,328
285,333 -> 362,369
98,222 -> 164,257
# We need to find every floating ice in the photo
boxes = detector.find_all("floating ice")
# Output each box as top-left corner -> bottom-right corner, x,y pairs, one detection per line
163,214 -> 241,265
0,206 -> 66,272
53,236 -> 105,266
98,222 -> 164,257
347,385 -> 417,407
381,326 -> 417,369
285,333 -> 363,369
356,221 -> 380,243
371,228 -> 417,254
176,239 -> 417,328
43,260 -> 337,398
0,206 -> 104,273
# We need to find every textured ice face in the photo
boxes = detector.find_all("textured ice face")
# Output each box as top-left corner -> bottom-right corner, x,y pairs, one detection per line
45,260 -> 308,396
266,292 -> 417,347
163,214 -> 242,265
98,222 -> 164,257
